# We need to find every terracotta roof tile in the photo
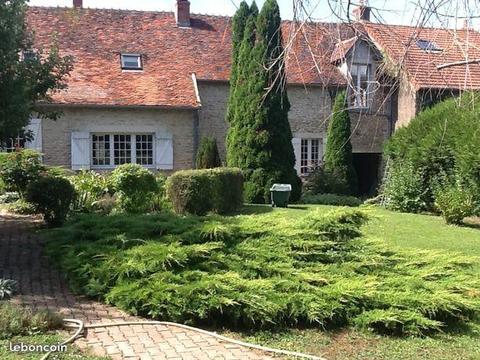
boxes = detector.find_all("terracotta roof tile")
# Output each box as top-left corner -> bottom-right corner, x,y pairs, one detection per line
363,22 -> 480,90
26,6 -> 348,107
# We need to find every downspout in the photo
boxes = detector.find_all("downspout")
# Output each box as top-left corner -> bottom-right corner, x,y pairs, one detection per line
191,73 -> 202,167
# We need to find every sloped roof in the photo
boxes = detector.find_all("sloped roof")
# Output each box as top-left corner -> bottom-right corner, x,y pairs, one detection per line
363,22 -> 480,90
26,6 -> 349,108
331,36 -> 358,63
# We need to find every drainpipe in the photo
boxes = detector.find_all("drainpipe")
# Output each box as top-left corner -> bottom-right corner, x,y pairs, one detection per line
191,73 -> 202,167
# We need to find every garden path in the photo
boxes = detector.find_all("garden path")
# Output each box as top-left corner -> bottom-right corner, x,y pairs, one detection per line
0,213 -> 278,360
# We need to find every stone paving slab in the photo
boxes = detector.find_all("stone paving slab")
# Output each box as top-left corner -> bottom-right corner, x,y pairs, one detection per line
0,214 -> 279,360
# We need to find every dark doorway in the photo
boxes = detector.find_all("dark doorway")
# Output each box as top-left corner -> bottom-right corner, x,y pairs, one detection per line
353,153 -> 381,197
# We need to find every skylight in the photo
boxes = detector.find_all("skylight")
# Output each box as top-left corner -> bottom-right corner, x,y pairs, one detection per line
121,54 -> 142,70
416,39 -> 443,53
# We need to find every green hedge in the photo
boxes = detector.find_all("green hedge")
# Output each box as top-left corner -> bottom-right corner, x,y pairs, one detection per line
301,193 -> 362,207
166,168 -> 243,215
383,93 -> 480,216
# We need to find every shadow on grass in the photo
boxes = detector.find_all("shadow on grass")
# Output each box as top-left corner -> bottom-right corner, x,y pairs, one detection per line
240,204 -> 274,215
463,217 -> 480,230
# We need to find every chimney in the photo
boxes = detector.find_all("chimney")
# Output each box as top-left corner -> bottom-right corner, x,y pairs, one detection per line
175,0 -> 191,27
353,4 -> 371,21
73,0 -> 82,8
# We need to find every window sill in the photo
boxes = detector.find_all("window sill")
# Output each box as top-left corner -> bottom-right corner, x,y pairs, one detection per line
349,107 -> 371,113
91,165 -> 156,170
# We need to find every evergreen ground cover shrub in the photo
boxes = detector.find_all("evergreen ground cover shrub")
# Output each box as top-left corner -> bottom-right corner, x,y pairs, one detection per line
383,93 -> 480,220
44,208 -> 480,335
166,168 -> 243,215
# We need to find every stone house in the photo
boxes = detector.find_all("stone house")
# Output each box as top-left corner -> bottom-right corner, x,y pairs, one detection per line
20,1 -> 480,195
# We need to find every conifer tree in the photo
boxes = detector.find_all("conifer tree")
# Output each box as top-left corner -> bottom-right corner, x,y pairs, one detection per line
229,0 -> 300,203
196,137 -> 222,169
225,1 -> 250,129
324,91 -> 358,195
226,6 -> 258,169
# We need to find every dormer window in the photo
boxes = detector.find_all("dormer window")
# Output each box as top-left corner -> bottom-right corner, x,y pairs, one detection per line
416,39 -> 442,53
121,54 -> 142,70
350,63 -> 371,109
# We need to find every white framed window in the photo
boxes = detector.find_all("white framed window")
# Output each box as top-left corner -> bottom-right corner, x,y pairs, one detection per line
121,54 -> 142,70
91,133 -> 154,168
300,138 -> 321,175
1,136 -> 25,152
350,63 -> 371,109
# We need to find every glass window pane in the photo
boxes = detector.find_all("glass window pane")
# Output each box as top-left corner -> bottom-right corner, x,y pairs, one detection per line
92,134 -> 110,166
135,134 -> 153,165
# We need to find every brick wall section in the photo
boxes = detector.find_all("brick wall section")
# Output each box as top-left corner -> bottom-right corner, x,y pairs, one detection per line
41,107 -> 195,170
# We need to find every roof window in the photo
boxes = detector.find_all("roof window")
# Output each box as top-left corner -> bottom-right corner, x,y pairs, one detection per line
121,54 -> 142,70
416,39 -> 442,53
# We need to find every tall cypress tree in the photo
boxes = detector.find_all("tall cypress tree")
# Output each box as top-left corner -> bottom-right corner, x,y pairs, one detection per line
226,5 -> 258,169
254,0 -> 300,202
225,1 -> 250,128
240,0 -> 301,203
324,90 -> 358,195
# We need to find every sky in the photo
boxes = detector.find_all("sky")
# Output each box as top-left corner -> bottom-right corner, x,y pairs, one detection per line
26,0 -> 479,28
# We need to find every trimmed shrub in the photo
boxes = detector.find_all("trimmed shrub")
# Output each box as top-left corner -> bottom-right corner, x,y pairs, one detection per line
301,193 -> 362,207
109,164 -> 158,214
26,176 -> 76,227
196,137 -> 222,169
0,150 -> 45,197
166,168 -> 244,215
69,170 -> 110,213
383,93 -> 480,213
434,183 -> 475,225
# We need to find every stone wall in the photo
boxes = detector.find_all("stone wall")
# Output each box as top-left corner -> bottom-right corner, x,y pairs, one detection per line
40,106 -> 195,171
197,81 -> 388,161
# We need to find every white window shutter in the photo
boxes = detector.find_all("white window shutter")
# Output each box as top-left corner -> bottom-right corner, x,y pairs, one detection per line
24,118 -> 42,152
292,137 -> 301,175
155,132 -> 173,170
71,131 -> 91,170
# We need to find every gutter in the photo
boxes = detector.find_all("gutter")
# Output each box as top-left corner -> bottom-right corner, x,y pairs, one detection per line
191,73 -> 202,166
36,102 -> 200,111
